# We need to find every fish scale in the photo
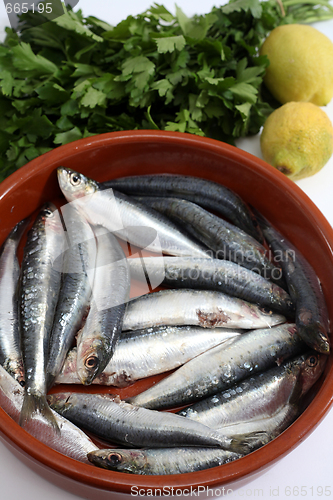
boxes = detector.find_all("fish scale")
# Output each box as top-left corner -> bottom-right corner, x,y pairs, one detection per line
87,447 -> 241,475
177,352 -> 327,429
122,289 -> 286,331
101,174 -> 263,243
46,204 -> 97,391
132,196 -> 279,280
256,211 -> 330,354
127,323 -> 306,410
128,256 -> 294,316
56,325 -> 241,386
57,167 -> 210,258
19,202 -> 65,430
0,364 -> 98,463
0,218 -> 29,384
48,392 -> 246,451
75,225 -> 130,385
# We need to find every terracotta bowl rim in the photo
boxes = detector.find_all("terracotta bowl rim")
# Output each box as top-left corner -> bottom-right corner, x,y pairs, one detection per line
0,129 -> 333,494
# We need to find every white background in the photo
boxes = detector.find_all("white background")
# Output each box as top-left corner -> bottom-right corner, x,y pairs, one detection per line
0,1 -> 333,499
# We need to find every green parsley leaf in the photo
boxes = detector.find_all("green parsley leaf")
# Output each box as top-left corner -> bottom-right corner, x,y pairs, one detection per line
0,0 -> 332,178
154,35 -> 186,53
80,87 -> 107,108
54,126 -> 83,145
222,0 -> 263,18
11,42 -> 58,75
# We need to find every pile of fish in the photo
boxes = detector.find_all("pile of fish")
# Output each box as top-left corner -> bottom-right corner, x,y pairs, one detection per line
0,168 -> 330,476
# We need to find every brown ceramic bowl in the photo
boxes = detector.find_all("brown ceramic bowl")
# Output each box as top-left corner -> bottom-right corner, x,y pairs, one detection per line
0,130 -> 333,498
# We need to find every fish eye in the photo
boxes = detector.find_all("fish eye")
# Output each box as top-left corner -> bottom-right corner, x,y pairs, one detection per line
306,355 -> 318,367
43,208 -> 54,218
108,453 -> 122,466
70,173 -> 81,186
85,355 -> 99,370
259,307 -> 273,316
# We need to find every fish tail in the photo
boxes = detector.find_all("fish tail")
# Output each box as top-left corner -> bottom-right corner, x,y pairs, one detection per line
19,393 -> 60,433
9,216 -> 31,243
228,431 -> 270,454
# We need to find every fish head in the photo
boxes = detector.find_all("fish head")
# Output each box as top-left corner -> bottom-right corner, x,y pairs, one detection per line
297,351 -> 328,397
35,202 -> 67,270
11,363 -> 25,387
57,167 -> 98,202
37,202 -> 60,231
87,449 -> 147,473
248,303 -> 286,328
298,319 -> 330,354
47,392 -> 75,414
76,335 -> 109,385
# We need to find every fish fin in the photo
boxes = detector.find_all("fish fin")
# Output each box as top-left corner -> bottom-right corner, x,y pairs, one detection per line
288,374 -> 304,406
229,431 -> 271,454
19,393 -> 60,433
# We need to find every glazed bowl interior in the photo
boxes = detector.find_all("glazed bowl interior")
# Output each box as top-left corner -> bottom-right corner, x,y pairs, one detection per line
0,130 -> 333,496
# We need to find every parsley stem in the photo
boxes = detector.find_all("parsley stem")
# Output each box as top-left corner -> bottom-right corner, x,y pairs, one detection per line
282,0 -> 333,13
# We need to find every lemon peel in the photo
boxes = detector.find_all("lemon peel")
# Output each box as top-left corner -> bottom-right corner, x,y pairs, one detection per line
259,25 -> 333,106
260,102 -> 333,180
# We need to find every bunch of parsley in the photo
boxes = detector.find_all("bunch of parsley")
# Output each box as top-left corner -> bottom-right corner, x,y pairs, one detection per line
0,0 -> 333,180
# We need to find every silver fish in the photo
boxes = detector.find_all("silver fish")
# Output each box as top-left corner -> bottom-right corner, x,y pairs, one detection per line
76,225 -> 130,385
216,404 -> 299,452
19,202 -> 65,431
0,364 -> 98,463
127,323 -> 306,410
132,196 -> 279,280
56,326 -> 241,386
46,204 -> 97,390
87,447 -> 241,475
256,211 -> 330,354
101,173 -> 264,242
177,352 -> 327,450
129,256 -> 294,316
0,218 -> 29,384
211,350 -> 327,452
48,392 -> 244,451
122,289 -> 286,331
57,167 -> 210,258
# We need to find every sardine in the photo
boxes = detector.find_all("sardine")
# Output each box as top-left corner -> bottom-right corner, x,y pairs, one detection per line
216,404 -> 299,452
101,174 -> 263,243
0,364 -> 98,463
177,352 -> 326,430
0,218 -> 29,384
132,196 -> 280,281
48,392 -> 244,451
256,212 -> 330,354
57,168 -> 210,258
122,289 -> 286,331
19,202 -> 65,431
129,257 -> 294,316
56,326 -> 241,386
88,447 -> 241,475
127,323 -> 306,410
76,225 -> 130,385
206,351 -> 327,452
46,204 -> 97,390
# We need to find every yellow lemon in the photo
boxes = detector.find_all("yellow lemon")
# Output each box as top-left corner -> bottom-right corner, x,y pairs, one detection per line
259,24 -> 333,106
260,102 -> 333,180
